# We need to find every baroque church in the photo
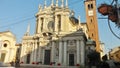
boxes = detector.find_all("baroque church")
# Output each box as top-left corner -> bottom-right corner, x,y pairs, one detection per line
20,0 -> 101,66
0,31 -> 17,63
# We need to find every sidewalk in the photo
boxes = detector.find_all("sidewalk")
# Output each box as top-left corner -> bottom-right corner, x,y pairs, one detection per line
20,64 -> 80,68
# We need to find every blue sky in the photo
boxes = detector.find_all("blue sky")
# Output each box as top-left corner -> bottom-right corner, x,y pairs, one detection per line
0,0 -> 120,53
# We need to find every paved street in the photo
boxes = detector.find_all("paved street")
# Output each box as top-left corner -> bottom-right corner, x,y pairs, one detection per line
12,64 -> 80,68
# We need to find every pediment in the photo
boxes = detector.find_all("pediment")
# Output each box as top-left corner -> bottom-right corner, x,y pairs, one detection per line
0,31 -> 16,40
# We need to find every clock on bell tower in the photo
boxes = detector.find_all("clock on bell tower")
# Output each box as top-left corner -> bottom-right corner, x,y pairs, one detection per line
85,0 -> 100,52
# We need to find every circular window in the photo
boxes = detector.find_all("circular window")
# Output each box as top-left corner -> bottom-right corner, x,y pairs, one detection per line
3,43 -> 7,47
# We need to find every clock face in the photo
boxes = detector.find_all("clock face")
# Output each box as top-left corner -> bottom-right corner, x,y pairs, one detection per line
88,10 -> 93,16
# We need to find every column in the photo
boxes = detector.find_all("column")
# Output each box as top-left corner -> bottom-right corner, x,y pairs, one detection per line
63,41 -> 67,65
43,18 -> 46,31
58,41 -> 62,65
37,41 -> 40,63
34,41 -> 37,63
39,42 -> 43,63
80,40 -> 85,66
23,43 -> 27,63
51,41 -> 55,64
9,48 -> 12,62
76,40 -> 80,65
30,43 -> 34,63
38,42 -> 41,63
37,18 -> 41,33
61,15 -> 64,31
32,42 -> 35,63
20,43 -> 24,63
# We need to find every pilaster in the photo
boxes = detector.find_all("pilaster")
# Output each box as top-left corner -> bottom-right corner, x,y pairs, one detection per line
76,40 -> 80,65
37,18 -> 41,33
63,40 -> 67,65
51,41 -> 55,63
58,41 -> 63,65
80,40 -> 85,66
30,43 -> 34,63
34,40 -> 37,63
61,14 -> 64,31
55,15 -> 58,32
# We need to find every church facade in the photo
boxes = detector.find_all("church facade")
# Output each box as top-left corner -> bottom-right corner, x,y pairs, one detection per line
0,31 -> 17,63
20,0 -> 99,66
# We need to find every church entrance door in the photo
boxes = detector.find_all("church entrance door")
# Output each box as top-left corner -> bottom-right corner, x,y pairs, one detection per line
26,54 -> 30,64
44,50 -> 51,65
0,53 -> 6,62
69,54 -> 74,66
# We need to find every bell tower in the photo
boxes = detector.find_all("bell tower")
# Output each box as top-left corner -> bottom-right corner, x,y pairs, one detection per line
84,0 -> 100,52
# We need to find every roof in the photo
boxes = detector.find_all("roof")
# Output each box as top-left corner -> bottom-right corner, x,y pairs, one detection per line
0,30 -> 16,40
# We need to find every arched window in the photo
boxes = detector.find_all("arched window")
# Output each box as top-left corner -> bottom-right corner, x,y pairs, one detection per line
88,4 -> 91,10
88,4 -> 93,10
91,4 -> 93,9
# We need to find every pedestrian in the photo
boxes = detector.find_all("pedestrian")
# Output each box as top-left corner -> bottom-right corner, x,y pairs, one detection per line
10,61 -> 14,66
106,59 -> 117,68
100,61 -> 110,68
99,54 -> 110,68
15,59 -> 20,67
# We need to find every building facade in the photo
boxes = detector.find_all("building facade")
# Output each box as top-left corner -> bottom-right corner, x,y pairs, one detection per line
109,46 -> 120,62
0,31 -> 17,63
20,0 -> 99,66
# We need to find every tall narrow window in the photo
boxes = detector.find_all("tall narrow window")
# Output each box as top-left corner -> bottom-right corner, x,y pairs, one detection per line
91,4 -> 93,9
57,15 -> 61,31
88,4 -> 91,10
92,33 -> 94,37
88,4 -> 93,10
41,18 -> 44,32
91,19 -> 92,23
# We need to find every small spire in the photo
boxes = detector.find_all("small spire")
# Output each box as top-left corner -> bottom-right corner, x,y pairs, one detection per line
78,16 -> 81,23
78,15 -> 81,29
51,0 -> 54,6
61,0 -> 64,7
66,0 -> 68,8
56,0 -> 58,7
44,0 -> 47,8
25,23 -> 30,36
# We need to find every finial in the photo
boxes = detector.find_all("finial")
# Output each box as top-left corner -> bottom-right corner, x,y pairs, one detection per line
66,0 -> 68,8
38,4 -> 42,11
51,0 -> 54,6
78,15 -> 81,29
61,0 -> 64,7
56,0 -> 58,7
44,0 -> 47,8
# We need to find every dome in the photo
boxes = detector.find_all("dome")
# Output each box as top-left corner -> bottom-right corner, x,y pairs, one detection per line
69,16 -> 79,25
